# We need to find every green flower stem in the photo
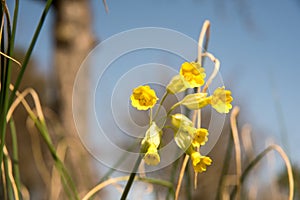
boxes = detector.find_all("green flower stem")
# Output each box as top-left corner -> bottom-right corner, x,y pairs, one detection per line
167,101 -> 182,117
120,154 -> 143,200
149,107 -> 153,124
138,177 -> 174,191
153,91 -> 169,121
9,118 -> 21,199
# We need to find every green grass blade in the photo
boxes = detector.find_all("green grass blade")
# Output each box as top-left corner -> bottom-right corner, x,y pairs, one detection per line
9,118 -> 21,199
9,0 -> 53,107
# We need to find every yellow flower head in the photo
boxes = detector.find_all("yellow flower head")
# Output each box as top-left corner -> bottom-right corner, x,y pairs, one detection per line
130,85 -> 158,110
192,128 -> 208,148
190,151 -> 201,166
141,122 -> 161,152
193,156 -> 212,173
180,62 -> 206,88
189,150 -> 212,173
144,144 -> 160,166
210,87 -> 233,114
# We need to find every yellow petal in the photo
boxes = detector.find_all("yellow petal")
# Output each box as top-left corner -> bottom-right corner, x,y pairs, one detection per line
130,85 -> 158,110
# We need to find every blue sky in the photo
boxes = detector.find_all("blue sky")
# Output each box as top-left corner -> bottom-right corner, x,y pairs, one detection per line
93,0 -> 300,166
9,0 -> 300,173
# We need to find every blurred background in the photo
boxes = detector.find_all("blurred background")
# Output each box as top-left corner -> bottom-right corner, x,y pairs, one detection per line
6,0 -> 300,199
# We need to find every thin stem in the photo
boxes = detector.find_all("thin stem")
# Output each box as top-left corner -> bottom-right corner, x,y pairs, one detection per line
197,20 -> 210,65
215,130 -> 234,200
3,154 -> 13,200
184,160 -> 192,200
0,17 -> 5,108
10,118 -> 21,199
9,0 -> 53,106
231,144 -> 294,200
98,141 -> 139,183
0,0 -> 13,172
230,106 -> 241,200
83,175 -> 173,200
175,154 -> 189,200
149,108 -> 153,124
120,155 -> 143,200
167,101 -> 181,117
153,91 -> 169,121
166,151 -> 181,200
201,52 -> 220,93
138,177 -> 173,191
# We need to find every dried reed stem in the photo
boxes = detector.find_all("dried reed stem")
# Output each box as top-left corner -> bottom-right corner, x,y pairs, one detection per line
82,176 -> 130,200
230,106 -> 241,200
221,175 -> 238,200
197,20 -> 210,65
240,124 -> 258,199
7,85 -> 45,122
201,52 -> 220,93
0,51 -> 21,67
191,20 -> 212,189
271,144 -> 294,200
175,155 -> 189,200
50,140 -> 69,200
231,144 -> 294,200
1,146 -> 19,200
103,0 -> 109,13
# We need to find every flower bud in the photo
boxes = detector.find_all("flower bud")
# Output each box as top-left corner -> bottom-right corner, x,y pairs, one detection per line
180,93 -> 210,110
166,75 -> 188,94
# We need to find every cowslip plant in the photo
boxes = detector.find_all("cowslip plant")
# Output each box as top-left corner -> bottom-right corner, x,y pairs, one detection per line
121,22 -> 233,199
130,63 -> 233,169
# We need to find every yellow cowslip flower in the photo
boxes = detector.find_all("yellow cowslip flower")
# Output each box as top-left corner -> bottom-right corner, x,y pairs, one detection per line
141,122 -> 161,150
193,155 -> 212,173
144,144 -> 160,166
140,122 -> 161,166
192,128 -> 208,148
210,87 -> 233,114
180,62 -> 206,88
187,148 -> 212,173
190,151 -> 201,166
130,85 -> 158,110
180,93 -> 210,110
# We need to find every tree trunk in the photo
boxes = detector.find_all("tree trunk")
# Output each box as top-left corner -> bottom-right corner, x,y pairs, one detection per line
54,0 -> 95,194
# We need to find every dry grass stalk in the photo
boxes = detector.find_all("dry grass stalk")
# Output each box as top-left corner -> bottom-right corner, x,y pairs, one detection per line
7,85 -> 45,123
175,154 -> 189,200
1,146 -> 19,200
82,176 -> 131,200
221,175 -> 238,200
230,106 -> 242,200
26,119 -> 51,185
240,124 -> 258,199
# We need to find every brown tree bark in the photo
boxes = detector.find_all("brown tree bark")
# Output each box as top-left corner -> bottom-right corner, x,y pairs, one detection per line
53,0 -> 95,194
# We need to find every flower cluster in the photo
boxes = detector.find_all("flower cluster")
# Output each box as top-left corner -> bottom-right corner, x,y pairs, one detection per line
130,61 -> 233,173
